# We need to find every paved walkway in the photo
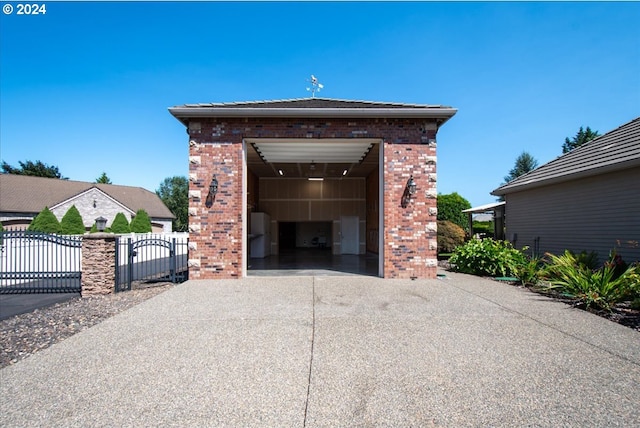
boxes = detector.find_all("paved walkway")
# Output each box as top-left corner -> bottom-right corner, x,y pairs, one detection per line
1,272 -> 639,427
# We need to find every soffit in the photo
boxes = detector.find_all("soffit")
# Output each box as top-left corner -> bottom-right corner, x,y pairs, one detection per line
246,138 -> 380,179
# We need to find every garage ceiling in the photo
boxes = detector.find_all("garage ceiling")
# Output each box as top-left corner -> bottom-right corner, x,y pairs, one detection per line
246,138 -> 380,179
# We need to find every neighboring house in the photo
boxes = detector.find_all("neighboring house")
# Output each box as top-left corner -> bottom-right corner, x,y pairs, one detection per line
492,117 -> 640,264
0,175 -> 175,232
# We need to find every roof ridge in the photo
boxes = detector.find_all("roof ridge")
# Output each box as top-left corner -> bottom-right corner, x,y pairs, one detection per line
181,97 -> 444,108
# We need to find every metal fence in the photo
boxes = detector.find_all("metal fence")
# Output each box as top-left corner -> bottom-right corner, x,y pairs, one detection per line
0,230 -> 82,293
115,233 -> 189,292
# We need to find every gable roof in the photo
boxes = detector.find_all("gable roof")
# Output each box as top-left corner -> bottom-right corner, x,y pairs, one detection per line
492,117 -> 640,196
169,97 -> 457,124
0,174 -> 175,219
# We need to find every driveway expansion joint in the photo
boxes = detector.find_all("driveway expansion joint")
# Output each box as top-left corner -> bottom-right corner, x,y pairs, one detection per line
303,276 -> 316,427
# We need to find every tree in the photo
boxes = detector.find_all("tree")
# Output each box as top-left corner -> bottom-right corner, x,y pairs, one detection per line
130,209 -> 152,233
110,213 -> 130,234
60,205 -> 86,235
1,160 -> 67,179
28,207 -> 62,233
503,151 -> 538,184
437,192 -> 472,232
562,126 -> 600,153
95,172 -> 112,184
156,176 -> 188,232
437,220 -> 466,253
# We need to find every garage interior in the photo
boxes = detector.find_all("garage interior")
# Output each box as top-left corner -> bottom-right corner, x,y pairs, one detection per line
245,138 -> 381,276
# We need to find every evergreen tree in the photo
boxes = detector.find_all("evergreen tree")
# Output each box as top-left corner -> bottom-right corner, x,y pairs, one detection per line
437,192 -> 472,232
130,209 -> 152,233
503,152 -> 539,184
95,172 -> 112,184
28,207 -> 62,233
110,213 -> 131,234
1,160 -> 67,179
562,126 -> 600,153
60,205 -> 86,235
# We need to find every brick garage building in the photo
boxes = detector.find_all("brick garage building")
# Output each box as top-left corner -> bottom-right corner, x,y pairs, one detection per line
169,98 -> 456,279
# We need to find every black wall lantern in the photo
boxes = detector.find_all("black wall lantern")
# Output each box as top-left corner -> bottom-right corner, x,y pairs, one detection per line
401,175 -> 417,208
205,174 -> 218,208
95,216 -> 108,232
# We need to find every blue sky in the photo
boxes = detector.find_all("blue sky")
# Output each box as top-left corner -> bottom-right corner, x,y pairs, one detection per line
1,1 -> 638,207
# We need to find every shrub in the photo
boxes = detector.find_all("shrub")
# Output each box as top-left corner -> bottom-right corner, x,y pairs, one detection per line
569,250 -> 600,270
472,221 -> 493,236
130,209 -> 152,233
437,220 -> 466,254
437,192 -> 471,232
516,257 -> 544,286
60,205 -> 85,235
110,213 -> 130,234
542,250 -> 638,311
27,207 -> 61,233
449,238 -> 527,277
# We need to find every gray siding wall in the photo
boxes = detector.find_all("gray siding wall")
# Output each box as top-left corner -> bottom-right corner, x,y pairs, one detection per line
505,167 -> 640,264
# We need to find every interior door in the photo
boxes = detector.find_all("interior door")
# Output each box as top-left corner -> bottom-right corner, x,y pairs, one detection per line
279,222 -> 296,250
340,216 -> 359,254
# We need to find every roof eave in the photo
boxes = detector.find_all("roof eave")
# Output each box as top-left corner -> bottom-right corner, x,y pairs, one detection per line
491,158 -> 640,196
168,106 -> 458,125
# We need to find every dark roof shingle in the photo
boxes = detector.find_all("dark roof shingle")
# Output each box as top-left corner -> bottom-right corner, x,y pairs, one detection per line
0,175 -> 174,219
492,117 -> 640,195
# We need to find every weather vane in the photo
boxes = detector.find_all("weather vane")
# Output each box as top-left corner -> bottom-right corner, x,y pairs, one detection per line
306,75 -> 324,97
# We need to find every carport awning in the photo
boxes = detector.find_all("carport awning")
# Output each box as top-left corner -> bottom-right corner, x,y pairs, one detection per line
247,139 -> 376,163
462,201 -> 505,214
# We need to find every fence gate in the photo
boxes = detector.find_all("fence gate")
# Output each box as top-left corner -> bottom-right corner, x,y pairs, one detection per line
0,230 -> 82,294
115,234 -> 188,292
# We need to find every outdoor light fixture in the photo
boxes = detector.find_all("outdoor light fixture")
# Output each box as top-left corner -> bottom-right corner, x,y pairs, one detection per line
95,216 -> 108,232
278,169 -> 284,176
205,174 -> 218,208
401,175 -> 417,208
407,175 -> 417,195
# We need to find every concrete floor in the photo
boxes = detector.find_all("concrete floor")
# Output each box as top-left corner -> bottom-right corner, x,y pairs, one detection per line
247,248 -> 379,277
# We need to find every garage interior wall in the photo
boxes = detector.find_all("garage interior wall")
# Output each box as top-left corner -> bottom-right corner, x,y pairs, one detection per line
257,178 -> 366,255
366,168 -> 379,254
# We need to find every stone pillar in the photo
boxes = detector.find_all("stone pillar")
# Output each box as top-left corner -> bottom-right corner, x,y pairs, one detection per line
81,233 -> 116,296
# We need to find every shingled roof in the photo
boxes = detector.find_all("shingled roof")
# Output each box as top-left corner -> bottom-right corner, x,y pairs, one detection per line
492,117 -> 640,196
169,97 -> 457,125
0,174 -> 174,219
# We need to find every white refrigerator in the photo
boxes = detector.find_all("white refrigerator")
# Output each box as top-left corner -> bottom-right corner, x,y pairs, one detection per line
250,212 -> 271,258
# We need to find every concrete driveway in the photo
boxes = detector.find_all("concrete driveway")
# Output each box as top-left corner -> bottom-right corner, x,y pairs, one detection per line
1,272 -> 639,427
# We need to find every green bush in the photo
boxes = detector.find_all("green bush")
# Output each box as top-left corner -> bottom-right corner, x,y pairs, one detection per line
27,207 -> 61,233
437,220 -> 466,254
569,250 -> 600,270
516,257 -> 544,286
472,221 -> 493,236
542,250 -> 639,311
110,213 -> 130,234
130,209 -> 152,233
437,192 -> 471,232
60,205 -> 85,235
449,238 -> 527,277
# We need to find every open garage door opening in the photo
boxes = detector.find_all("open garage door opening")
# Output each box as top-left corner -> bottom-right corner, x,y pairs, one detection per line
244,138 -> 382,277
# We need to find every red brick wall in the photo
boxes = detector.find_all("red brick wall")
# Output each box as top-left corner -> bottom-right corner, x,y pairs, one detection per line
187,117 -> 438,279
382,139 -> 438,279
